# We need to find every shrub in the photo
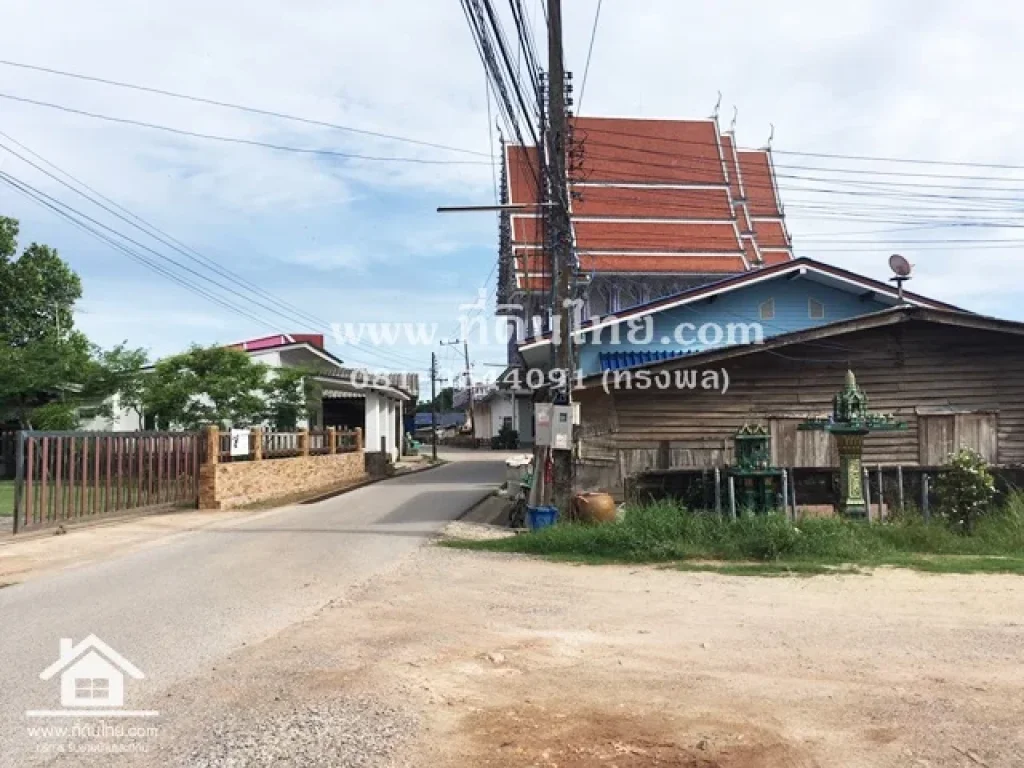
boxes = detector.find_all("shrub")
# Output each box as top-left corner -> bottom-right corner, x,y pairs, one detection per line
935,448 -> 996,534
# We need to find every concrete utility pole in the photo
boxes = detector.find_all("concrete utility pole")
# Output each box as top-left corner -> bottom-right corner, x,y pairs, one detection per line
441,338 -> 477,439
546,0 -> 575,515
462,339 -> 477,437
430,352 -> 438,461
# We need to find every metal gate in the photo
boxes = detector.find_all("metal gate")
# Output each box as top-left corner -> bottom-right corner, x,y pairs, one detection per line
10,431 -> 201,534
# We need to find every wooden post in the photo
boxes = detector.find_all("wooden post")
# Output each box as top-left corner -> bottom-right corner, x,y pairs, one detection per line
299,428 -> 310,457
863,467 -> 872,521
897,465 -> 905,514
789,468 -> 798,520
327,427 -> 337,455
714,466 -> 722,516
781,469 -> 789,518
251,427 -> 263,461
55,436 -> 63,522
354,427 -> 363,452
922,473 -> 930,521
728,475 -> 737,520
12,432 -> 25,534
876,464 -> 883,520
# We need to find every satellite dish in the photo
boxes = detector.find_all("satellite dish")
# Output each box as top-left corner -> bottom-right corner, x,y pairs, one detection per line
889,253 -> 912,278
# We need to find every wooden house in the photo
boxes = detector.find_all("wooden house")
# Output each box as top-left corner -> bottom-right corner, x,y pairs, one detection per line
571,307 -> 1024,495
514,257 -> 1024,495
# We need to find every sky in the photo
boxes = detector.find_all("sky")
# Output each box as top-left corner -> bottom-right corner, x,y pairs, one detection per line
2,1 -> 1023,391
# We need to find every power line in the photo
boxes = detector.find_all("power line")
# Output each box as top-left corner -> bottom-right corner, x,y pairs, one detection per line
0,92 -> 492,165
0,167 -> 426,371
576,0 -> 603,113
0,172 -> 283,334
0,58 -> 489,158
576,122 -> 1024,172
0,131 -> 427,370
581,139 -> 1024,188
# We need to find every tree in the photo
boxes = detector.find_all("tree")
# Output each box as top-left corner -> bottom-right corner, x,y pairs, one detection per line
417,386 -> 454,413
0,215 -> 146,428
140,345 -> 313,431
264,367 -> 318,431
142,346 -> 268,430
0,217 -> 81,347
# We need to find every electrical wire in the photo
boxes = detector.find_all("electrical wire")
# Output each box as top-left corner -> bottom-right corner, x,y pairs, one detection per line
575,122 -> 1024,172
0,169 -> 427,372
0,58 -> 489,158
0,92 -> 492,165
577,0 -> 603,113
0,131 -> 438,371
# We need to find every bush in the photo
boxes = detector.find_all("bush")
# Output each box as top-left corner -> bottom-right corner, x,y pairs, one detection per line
936,448 -> 996,534
491,425 -> 519,450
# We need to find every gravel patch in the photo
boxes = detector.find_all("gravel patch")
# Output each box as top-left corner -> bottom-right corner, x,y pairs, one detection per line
441,520 -> 515,541
175,697 -> 416,768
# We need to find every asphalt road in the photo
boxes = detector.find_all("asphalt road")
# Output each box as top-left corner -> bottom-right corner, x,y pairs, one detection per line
0,452 -> 506,766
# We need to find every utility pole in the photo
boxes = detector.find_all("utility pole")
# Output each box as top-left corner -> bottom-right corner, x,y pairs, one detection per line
430,352 -> 438,461
441,338 -> 477,442
546,0 -> 575,516
462,339 -> 477,438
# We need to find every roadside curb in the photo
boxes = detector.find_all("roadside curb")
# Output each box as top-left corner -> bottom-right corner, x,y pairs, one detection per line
456,490 -> 501,521
299,459 -> 449,505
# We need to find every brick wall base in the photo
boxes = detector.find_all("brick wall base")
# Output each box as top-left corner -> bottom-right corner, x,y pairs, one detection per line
200,452 -> 366,510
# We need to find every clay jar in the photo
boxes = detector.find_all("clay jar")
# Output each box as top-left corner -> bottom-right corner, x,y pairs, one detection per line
572,492 -> 617,523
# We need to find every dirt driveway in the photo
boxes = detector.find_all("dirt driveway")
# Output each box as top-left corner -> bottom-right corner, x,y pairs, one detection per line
45,538 -> 1024,768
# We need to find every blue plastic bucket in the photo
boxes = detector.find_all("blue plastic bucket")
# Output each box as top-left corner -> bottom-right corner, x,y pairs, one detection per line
527,505 -> 559,530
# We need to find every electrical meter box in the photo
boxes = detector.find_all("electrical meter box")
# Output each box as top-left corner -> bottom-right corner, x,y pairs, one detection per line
551,404 -> 574,451
534,403 -> 552,446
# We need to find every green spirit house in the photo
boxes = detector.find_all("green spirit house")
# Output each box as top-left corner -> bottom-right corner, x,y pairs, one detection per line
728,424 -> 785,514
799,371 -> 905,517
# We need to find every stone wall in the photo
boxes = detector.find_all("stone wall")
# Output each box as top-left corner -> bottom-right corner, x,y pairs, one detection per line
200,451 -> 366,510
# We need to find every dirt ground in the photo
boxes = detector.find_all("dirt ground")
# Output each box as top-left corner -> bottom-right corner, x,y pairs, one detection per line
67,527 -> 1024,768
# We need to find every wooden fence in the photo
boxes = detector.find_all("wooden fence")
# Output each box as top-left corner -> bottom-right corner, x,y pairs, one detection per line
11,431 -> 201,534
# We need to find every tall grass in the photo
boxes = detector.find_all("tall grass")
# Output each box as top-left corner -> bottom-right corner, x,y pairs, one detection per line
448,493 -> 1024,571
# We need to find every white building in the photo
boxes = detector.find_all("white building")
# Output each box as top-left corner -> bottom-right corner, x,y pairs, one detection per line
471,384 -> 534,445
85,334 -> 413,462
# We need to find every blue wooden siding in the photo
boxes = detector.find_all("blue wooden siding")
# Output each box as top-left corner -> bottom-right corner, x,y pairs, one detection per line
579,276 -> 890,374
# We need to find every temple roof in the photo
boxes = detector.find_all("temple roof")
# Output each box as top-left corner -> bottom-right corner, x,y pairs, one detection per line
504,116 -> 794,295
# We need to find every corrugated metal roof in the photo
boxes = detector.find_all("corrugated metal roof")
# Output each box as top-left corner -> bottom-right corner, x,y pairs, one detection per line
413,412 -> 466,428
598,348 -> 694,371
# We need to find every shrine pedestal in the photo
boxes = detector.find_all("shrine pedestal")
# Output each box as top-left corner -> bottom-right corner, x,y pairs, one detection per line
835,432 -> 868,518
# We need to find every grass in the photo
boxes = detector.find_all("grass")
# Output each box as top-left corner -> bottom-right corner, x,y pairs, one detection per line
0,481 -> 13,517
444,494 -> 1024,576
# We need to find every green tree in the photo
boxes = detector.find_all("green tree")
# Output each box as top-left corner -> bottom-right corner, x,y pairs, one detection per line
140,346 -> 314,431
264,367 -> 317,430
0,218 -> 81,347
142,346 -> 269,430
0,215 -> 146,428
417,386 -> 454,413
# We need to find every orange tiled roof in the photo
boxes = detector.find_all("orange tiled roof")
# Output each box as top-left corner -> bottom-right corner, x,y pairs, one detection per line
504,116 -> 793,292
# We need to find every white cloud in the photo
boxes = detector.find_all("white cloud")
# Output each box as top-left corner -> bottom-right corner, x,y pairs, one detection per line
285,246 -> 365,272
3,0 -> 1024,368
